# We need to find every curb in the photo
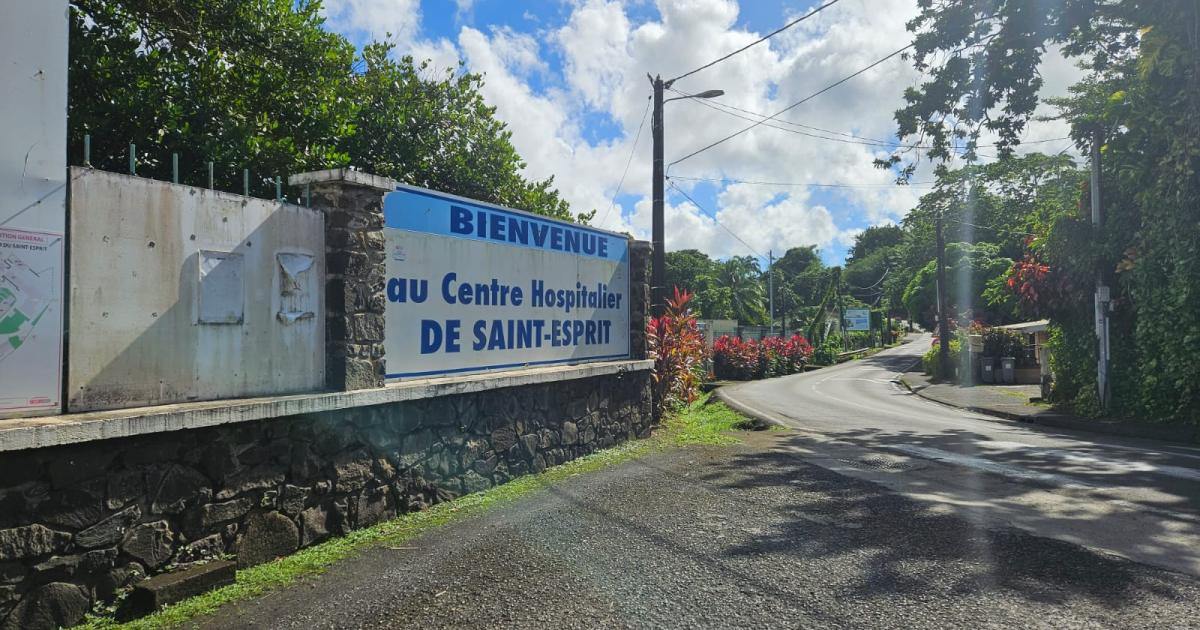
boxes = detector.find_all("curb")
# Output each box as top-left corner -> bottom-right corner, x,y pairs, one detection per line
897,376 -> 1200,446
713,386 -> 788,430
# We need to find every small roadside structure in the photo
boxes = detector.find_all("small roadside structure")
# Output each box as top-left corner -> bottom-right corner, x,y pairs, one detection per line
998,319 -> 1052,389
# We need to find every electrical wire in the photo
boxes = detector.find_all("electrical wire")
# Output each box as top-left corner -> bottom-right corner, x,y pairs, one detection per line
668,0 -> 843,84
668,42 -> 915,170
845,267 -> 890,291
675,92 -> 913,148
668,180 -> 765,259
946,217 -> 1037,238
597,96 -> 652,229
669,175 -> 937,188
671,88 -> 921,149
670,86 -> 1071,157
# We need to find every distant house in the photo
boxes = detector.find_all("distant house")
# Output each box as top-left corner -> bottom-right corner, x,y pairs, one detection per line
998,319 -> 1051,388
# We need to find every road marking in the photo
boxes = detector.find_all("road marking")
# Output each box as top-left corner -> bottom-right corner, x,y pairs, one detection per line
886,444 -> 1093,489
975,440 -> 1200,480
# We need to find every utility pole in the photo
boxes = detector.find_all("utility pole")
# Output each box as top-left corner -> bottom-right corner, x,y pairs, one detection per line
648,77 -> 724,318
935,213 -> 952,377
886,307 -> 892,346
768,249 -> 774,336
836,269 -> 847,352
650,75 -> 666,318
1091,128 -> 1110,410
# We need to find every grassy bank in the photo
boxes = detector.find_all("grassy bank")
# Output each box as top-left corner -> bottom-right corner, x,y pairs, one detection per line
78,395 -> 749,630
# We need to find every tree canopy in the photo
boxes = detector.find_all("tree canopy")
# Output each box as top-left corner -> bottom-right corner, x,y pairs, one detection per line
887,0 -> 1200,421
67,0 -> 576,221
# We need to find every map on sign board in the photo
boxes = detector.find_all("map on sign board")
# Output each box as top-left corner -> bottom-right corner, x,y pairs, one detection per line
844,308 -> 870,332
0,228 -> 63,412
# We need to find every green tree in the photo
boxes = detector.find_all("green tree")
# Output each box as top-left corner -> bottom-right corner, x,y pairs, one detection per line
68,0 -> 578,220
69,0 -> 357,195
716,256 -> 767,325
902,242 -> 1013,330
846,225 -> 903,264
664,249 -> 731,320
770,246 -> 829,328
889,0 -> 1200,421
343,42 -> 575,221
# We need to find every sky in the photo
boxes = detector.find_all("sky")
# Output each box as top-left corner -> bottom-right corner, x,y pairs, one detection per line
319,0 -> 1083,266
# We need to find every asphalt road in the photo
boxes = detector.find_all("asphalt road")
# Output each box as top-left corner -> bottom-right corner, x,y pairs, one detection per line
195,335 -> 1200,629
720,333 -> 1200,577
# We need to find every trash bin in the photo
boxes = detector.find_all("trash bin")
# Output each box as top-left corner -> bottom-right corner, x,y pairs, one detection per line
980,356 -> 996,384
1000,356 -> 1016,384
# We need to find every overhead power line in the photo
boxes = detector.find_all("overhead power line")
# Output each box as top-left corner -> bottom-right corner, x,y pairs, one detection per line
668,42 -> 915,170
668,180 -> 765,259
669,0 -> 843,84
846,267 -> 890,291
673,92 -> 910,148
671,87 -> 916,148
597,96 -> 652,228
668,175 -> 937,189
945,217 -> 1037,238
670,87 -> 1071,154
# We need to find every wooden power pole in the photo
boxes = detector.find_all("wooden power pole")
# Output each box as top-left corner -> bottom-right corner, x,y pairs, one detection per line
935,213 -> 952,376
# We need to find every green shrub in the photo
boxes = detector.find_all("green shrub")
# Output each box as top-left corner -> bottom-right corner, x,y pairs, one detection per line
813,335 -> 843,365
982,327 -> 1024,356
922,338 -> 961,381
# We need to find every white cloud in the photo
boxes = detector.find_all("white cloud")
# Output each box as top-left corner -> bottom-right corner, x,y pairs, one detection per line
323,0 -> 1086,262
408,37 -> 461,74
321,0 -> 422,44
455,0 -> 475,18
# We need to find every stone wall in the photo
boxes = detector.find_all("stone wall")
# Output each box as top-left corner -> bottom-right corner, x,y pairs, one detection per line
306,173 -> 389,391
629,240 -> 652,362
0,371 -> 651,629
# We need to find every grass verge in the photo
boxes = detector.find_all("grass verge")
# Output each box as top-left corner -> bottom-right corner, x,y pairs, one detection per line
76,394 -> 748,630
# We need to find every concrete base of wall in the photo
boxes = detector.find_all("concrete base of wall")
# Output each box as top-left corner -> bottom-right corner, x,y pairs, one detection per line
0,363 -> 652,630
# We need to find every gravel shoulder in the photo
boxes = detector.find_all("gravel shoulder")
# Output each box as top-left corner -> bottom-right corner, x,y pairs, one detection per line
195,429 -> 1200,629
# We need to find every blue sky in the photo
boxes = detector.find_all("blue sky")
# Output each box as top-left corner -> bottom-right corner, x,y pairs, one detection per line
320,0 -> 1076,267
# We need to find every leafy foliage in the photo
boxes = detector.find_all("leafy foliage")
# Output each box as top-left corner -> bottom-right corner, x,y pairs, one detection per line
664,246 -> 843,331
902,242 -> 1013,330
647,288 -> 707,416
712,334 -> 813,381
894,0 -> 1200,422
981,327 -> 1025,358
343,41 -> 576,222
68,0 -> 577,220
922,337 -> 961,382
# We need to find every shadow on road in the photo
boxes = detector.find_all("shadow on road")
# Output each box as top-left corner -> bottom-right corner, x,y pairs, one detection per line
690,432 -> 1199,610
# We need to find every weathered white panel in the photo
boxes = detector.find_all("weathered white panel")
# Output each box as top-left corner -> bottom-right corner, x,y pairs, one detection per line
0,1 -> 68,418
67,168 -> 324,411
198,251 -> 244,324
275,252 -> 316,324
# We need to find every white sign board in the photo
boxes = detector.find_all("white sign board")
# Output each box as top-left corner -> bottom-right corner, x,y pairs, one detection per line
844,308 -> 870,332
0,229 -> 63,412
383,186 -> 630,378
1,1 -> 68,417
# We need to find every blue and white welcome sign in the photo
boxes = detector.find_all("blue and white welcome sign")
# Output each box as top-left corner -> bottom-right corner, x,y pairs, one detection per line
382,185 -> 630,379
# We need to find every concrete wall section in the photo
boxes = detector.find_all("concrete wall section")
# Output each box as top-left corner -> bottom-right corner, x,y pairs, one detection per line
0,369 -> 652,629
67,168 -> 325,411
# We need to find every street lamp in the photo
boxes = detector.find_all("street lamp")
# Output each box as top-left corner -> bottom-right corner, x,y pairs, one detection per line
649,74 -> 724,317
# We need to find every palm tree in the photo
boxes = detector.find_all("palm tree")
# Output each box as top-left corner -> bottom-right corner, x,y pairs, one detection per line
715,256 -> 767,324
